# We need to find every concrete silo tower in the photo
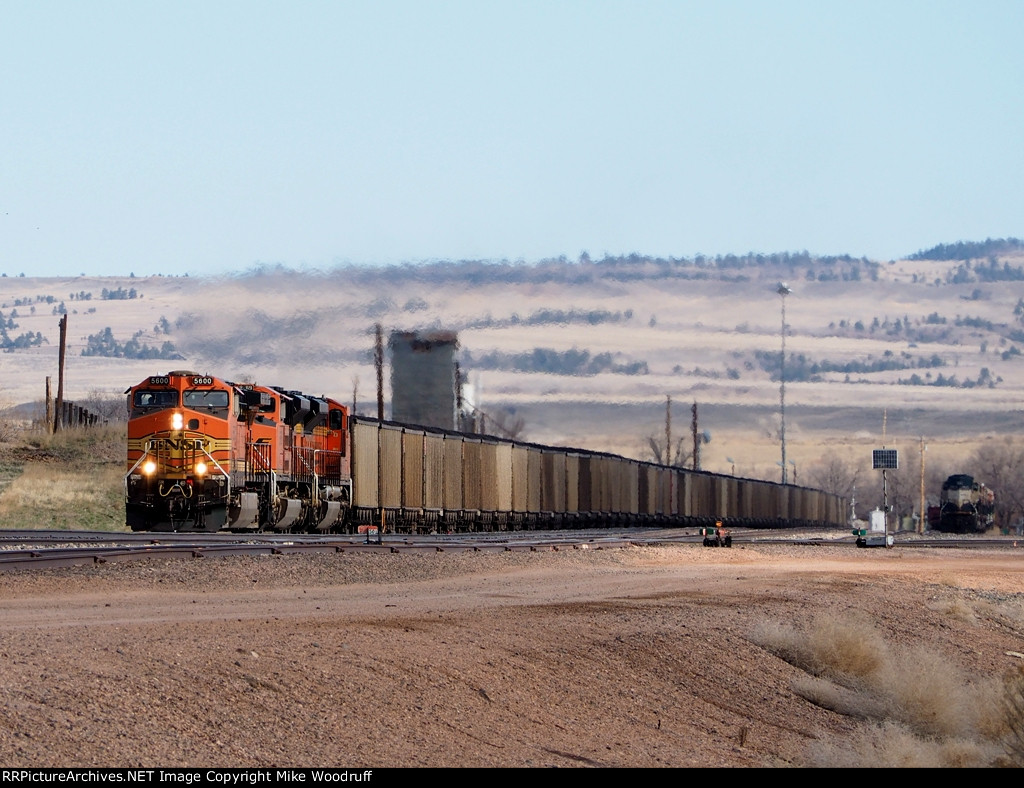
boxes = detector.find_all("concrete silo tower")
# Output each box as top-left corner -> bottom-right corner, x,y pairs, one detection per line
388,330 -> 460,430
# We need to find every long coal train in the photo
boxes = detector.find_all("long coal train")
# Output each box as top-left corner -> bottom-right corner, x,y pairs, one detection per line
125,370 -> 847,534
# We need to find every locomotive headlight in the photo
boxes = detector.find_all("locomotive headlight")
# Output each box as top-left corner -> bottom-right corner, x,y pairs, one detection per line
194,461 -> 208,476
143,460 -> 157,475
172,412 -> 184,430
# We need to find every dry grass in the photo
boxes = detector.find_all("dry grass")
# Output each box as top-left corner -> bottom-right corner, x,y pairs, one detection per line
926,596 -> 980,624
0,423 -> 127,531
801,720 -> 997,769
0,463 -> 126,531
1004,666 -> 1024,767
752,612 -> 1021,767
753,612 -> 889,680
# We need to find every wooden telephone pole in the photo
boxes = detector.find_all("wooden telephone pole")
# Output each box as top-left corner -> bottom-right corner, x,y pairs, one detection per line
691,401 -> 700,471
374,323 -> 384,420
665,395 -> 672,465
52,314 -> 68,433
919,436 -> 927,534
45,377 -> 53,432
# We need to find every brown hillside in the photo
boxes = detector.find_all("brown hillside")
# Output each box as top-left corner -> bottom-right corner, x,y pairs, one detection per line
2,255 -> 1023,496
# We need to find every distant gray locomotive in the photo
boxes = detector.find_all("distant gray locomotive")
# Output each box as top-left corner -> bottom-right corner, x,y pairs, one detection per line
125,370 -> 848,533
928,474 -> 995,534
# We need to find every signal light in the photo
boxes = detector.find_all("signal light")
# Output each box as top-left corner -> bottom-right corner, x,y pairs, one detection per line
195,462 -> 208,476
143,460 -> 157,475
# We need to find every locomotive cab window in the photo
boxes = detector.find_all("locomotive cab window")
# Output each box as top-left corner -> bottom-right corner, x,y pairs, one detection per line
184,389 -> 230,418
329,408 -> 346,454
133,390 -> 179,410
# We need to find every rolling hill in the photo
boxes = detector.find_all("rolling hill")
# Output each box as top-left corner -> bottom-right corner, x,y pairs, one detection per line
3,247 -> 1024,502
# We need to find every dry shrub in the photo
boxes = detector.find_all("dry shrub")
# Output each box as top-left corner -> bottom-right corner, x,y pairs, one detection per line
790,674 -> 887,719
803,721 -> 997,768
749,619 -> 805,664
751,612 -> 887,680
875,646 -> 987,738
926,596 -> 979,625
28,422 -> 126,464
995,598 -> 1024,629
1004,665 -> 1024,767
803,613 -> 889,680
753,612 -> 1022,767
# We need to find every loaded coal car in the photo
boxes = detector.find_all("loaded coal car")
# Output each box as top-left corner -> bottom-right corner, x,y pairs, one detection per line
125,370 -> 847,534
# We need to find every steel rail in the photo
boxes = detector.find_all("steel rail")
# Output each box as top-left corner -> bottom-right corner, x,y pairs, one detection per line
1,529 -> 1020,572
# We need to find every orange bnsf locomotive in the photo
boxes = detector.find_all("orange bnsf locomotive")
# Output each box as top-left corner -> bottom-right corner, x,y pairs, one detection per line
125,370 -> 351,532
126,369 -> 849,534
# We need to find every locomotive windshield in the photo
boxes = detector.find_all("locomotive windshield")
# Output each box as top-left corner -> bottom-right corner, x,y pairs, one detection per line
184,388 -> 229,418
133,390 -> 179,409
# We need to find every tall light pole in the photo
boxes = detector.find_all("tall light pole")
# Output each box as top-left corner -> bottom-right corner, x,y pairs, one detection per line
777,283 -> 792,485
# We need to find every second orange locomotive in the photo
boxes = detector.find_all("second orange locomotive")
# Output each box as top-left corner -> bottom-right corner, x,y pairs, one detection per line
125,370 -> 351,532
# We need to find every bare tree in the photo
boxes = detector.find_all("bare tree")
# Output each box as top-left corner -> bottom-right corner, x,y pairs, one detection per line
804,449 -> 862,501
645,434 -> 691,468
878,464 -> 916,528
79,389 -> 129,423
0,404 -> 22,443
483,408 -> 527,440
969,438 -> 1024,529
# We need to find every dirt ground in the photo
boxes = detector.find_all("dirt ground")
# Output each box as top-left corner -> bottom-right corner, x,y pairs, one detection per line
0,540 -> 1022,768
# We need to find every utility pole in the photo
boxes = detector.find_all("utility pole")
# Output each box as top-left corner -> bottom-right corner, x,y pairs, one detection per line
919,436 -> 927,534
53,314 -> 67,433
691,401 -> 699,471
455,362 -> 463,432
882,410 -> 888,536
777,283 -> 792,484
45,377 -> 53,433
374,323 -> 384,421
665,395 -> 672,466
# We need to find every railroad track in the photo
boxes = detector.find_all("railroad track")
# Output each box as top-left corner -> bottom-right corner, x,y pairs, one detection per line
0,527 -> 1020,572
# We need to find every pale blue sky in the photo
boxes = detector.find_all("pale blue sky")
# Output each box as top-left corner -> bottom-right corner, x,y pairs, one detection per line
2,1 -> 1022,277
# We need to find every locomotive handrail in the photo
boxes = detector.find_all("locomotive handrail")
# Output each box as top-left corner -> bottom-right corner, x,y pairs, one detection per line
194,442 -> 231,495
293,446 -> 316,478
312,448 -> 343,480
246,441 -> 274,478
310,449 -> 346,506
